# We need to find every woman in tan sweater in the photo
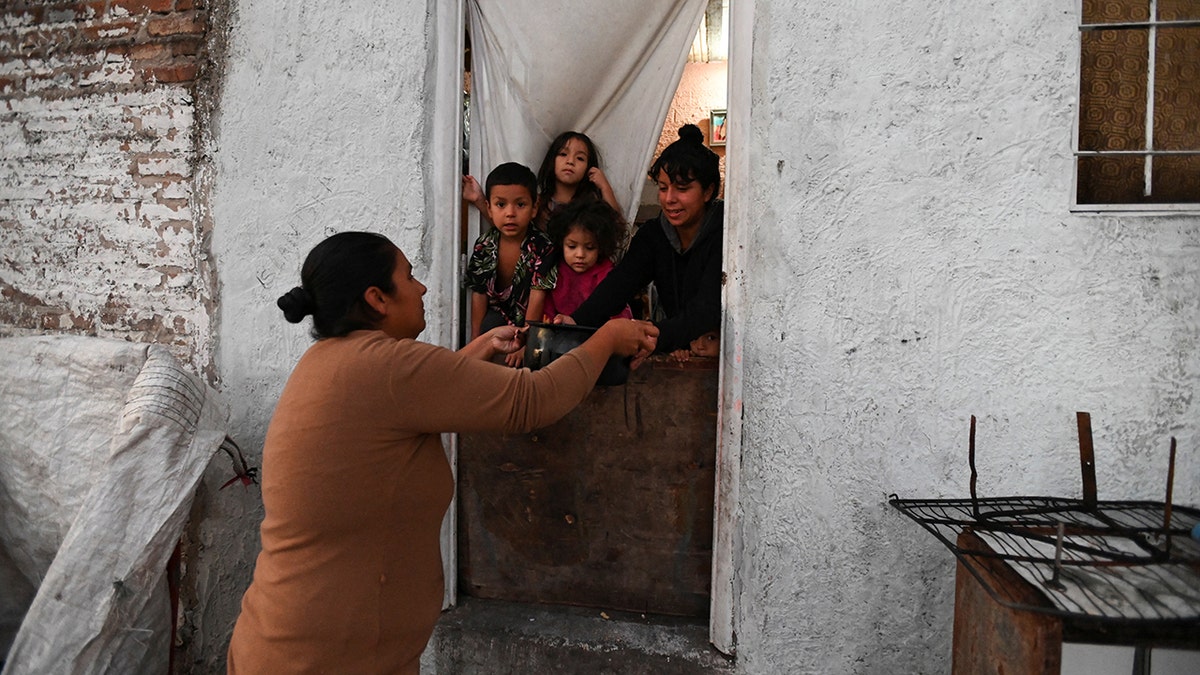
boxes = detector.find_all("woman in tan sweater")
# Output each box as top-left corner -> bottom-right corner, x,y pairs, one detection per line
227,232 -> 657,674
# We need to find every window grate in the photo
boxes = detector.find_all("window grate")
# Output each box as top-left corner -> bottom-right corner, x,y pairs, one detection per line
1074,0 -> 1200,207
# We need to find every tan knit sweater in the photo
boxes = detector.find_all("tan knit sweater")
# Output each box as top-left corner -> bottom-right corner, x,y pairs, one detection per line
228,330 -> 600,674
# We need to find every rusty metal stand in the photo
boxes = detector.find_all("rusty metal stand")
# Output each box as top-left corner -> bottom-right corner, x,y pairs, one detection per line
896,413 -> 1200,675
952,531 -> 1062,675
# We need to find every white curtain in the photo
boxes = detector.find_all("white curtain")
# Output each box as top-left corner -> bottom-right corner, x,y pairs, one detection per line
466,0 -> 708,226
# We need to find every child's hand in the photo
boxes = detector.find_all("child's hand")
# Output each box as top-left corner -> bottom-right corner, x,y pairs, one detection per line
505,349 -> 525,368
670,348 -> 691,362
462,175 -> 484,205
587,167 -> 611,192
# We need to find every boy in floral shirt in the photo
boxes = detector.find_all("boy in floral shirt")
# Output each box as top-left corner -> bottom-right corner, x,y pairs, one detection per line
464,162 -> 556,366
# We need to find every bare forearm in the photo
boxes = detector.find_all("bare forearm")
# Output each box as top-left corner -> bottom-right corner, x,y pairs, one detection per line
458,332 -> 497,360
526,289 -> 547,325
600,185 -> 621,215
470,292 -> 487,339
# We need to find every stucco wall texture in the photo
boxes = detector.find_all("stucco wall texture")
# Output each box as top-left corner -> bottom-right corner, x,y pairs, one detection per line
734,1 -> 1198,672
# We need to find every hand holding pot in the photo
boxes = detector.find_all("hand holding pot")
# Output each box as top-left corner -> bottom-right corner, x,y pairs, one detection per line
595,319 -> 658,369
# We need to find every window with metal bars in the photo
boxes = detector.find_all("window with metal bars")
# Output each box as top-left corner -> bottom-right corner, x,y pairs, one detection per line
1075,0 -> 1200,209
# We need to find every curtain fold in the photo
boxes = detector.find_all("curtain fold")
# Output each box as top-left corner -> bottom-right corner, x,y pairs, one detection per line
467,0 -> 708,226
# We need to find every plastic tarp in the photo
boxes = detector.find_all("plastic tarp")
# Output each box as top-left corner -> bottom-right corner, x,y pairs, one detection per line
0,335 -> 227,674
466,0 -> 709,227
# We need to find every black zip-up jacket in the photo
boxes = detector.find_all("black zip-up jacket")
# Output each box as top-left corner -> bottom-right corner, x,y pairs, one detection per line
572,200 -> 723,352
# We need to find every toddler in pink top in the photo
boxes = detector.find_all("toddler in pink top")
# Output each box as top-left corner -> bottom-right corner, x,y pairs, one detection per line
543,200 -> 632,323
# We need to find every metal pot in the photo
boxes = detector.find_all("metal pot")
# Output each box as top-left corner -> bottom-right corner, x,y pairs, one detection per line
524,321 -> 630,386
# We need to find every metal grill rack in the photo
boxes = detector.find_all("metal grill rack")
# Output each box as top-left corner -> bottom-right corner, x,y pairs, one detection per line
890,496 -> 1200,621
891,413 -> 1200,625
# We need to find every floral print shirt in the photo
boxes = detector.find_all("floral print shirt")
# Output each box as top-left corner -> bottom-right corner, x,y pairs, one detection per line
464,227 -> 557,326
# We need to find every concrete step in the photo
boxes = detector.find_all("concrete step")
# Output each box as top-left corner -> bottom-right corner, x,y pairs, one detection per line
423,597 -> 735,674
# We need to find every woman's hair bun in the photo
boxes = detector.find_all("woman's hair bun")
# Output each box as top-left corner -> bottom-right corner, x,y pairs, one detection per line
277,286 -> 314,323
678,124 -> 705,145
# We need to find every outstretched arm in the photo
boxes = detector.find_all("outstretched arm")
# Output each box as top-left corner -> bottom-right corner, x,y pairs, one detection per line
572,227 -> 654,327
458,324 -> 524,361
653,245 -> 722,352
390,319 -> 658,434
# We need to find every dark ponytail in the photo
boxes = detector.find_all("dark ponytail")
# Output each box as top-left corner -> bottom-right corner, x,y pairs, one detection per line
277,231 -> 399,340
647,124 -> 720,202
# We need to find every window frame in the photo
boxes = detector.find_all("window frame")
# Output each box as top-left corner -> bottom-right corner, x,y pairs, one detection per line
1070,1 -> 1200,213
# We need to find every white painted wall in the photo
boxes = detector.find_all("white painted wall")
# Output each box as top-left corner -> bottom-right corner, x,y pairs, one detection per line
731,1 -> 1199,672
198,0 -> 1199,672
201,0 -> 448,669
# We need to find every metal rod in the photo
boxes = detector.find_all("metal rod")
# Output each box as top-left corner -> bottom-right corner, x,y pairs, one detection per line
1132,645 -> 1151,675
1048,522 -> 1066,592
1080,19 -> 1200,30
1075,150 -> 1200,156
1163,436 -> 1176,555
1077,412 -> 1097,510
969,415 -> 978,519
1144,0 -> 1158,197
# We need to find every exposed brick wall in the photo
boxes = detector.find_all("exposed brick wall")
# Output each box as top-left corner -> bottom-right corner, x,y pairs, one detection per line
0,0 -> 214,370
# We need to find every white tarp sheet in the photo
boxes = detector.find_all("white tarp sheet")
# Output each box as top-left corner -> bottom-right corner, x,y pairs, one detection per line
467,0 -> 708,226
0,335 -> 227,674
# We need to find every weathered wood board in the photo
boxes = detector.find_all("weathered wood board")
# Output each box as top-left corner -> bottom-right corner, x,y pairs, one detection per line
458,357 -> 718,617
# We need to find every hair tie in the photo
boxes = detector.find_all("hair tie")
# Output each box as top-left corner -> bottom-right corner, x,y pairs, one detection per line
277,286 -> 315,323
677,123 -> 705,146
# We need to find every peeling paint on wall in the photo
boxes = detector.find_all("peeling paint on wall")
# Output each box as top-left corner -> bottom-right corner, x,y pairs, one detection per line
0,0 -> 216,373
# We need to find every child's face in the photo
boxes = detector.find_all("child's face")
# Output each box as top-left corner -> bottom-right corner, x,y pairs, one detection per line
487,184 -> 537,240
554,138 -> 590,188
561,225 -> 600,274
689,331 -> 719,358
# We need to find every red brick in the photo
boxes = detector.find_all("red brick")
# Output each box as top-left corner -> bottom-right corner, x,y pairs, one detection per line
112,0 -> 176,14
145,62 -> 198,83
26,70 -> 76,92
43,4 -> 88,23
168,37 -> 203,57
146,13 -> 205,37
73,1 -> 108,19
0,38 -> 20,58
20,27 -> 79,54
130,42 -> 168,62
175,0 -> 195,10
71,313 -> 96,331
1,5 -> 44,24
80,19 -> 139,42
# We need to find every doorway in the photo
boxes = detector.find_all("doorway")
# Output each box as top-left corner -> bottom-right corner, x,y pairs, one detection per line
431,0 -> 746,655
